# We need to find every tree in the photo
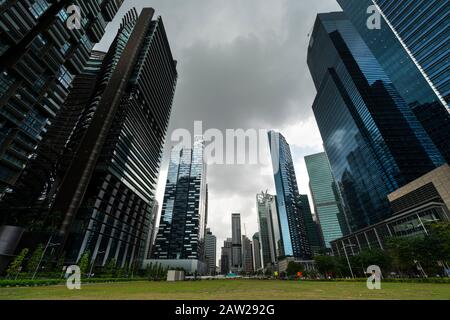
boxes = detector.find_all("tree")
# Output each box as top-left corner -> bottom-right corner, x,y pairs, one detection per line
104,259 -> 117,277
286,262 -> 304,276
357,249 -> 392,276
78,251 -> 91,276
26,244 -> 44,275
6,248 -> 29,279
314,255 -> 338,276
427,222 -> 450,262
386,237 -> 417,275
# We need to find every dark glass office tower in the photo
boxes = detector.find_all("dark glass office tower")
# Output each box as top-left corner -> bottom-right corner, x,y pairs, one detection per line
2,8 -> 178,268
252,232 -> 262,271
296,194 -> 323,255
305,152 -> 348,248
307,12 -> 444,232
0,0 -> 124,192
337,0 -> 450,163
241,235 -> 253,273
268,131 -> 311,260
220,238 -> 232,275
152,138 -> 207,262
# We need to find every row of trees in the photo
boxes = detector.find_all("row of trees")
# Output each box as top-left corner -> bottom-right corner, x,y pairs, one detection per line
314,222 -> 450,278
4,248 -> 144,280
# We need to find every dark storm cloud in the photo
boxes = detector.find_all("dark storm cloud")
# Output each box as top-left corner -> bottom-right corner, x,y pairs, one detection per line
97,0 -> 341,256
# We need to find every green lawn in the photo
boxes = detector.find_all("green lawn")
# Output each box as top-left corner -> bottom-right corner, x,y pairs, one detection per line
0,280 -> 449,300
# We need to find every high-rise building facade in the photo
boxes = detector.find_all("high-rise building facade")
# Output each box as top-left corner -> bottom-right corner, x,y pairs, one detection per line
0,0 -> 124,192
205,228 -> 217,275
268,131 -> 312,260
252,232 -> 262,271
145,201 -> 159,259
307,12 -> 445,232
305,152 -> 348,248
220,238 -> 232,274
242,235 -> 253,273
296,194 -> 323,255
152,137 -> 207,262
256,192 -> 279,267
4,8 -> 177,268
337,0 -> 450,163
231,213 -> 242,271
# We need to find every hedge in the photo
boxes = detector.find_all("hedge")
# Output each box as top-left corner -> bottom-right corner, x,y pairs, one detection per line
0,277 -> 147,288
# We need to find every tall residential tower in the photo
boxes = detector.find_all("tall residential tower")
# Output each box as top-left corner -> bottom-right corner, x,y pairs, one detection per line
151,137 -> 207,272
0,0 -> 124,192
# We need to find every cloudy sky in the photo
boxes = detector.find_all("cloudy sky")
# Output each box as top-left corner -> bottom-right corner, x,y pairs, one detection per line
97,0 -> 342,262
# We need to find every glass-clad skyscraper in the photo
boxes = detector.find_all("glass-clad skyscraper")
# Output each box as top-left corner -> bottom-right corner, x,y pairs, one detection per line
0,0 -> 124,192
296,194 -> 323,255
268,131 -> 311,260
305,152 -> 348,248
2,8 -> 178,268
307,12 -> 445,232
337,0 -> 450,163
256,192 -> 278,267
252,232 -> 262,271
152,137 -> 207,261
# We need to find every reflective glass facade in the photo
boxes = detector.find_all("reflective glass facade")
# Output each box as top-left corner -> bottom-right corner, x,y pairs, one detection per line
305,152 -> 349,248
268,131 -> 311,259
152,138 -> 207,261
338,0 -> 450,162
256,192 -> 278,267
307,12 -> 445,232
252,232 -> 262,271
297,194 -> 323,255
0,0 -> 123,191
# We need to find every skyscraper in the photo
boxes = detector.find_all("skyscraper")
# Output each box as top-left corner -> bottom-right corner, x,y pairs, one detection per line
145,201 -> 160,259
205,228 -> 217,275
152,137 -> 207,266
268,131 -> 312,260
256,192 -> 278,267
305,152 -> 348,248
307,12 -> 445,232
242,235 -> 253,273
0,0 -> 124,192
296,194 -> 323,255
2,7 -> 178,268
252,232 -> 262,271
220,238 -> 232,275
337,0 -> 450,163
231,213 -> 242,271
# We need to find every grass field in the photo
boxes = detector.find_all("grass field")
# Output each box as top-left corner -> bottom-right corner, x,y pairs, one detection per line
0,280 -> 449,300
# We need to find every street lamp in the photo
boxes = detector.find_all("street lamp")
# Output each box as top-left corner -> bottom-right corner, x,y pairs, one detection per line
89,251 -> 106,278
341,243 -> 356,279
32,236 -> 60,280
